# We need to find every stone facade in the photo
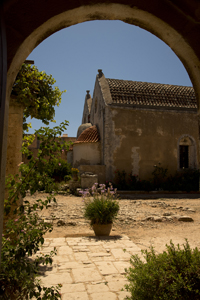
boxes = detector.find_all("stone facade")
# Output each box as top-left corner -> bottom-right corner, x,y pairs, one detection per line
73,142 -> 101,168
81,70 -> 199,182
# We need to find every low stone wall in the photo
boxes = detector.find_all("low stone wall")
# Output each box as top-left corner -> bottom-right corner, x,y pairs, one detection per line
79,165 -> 106,184
81,173 -> 98,189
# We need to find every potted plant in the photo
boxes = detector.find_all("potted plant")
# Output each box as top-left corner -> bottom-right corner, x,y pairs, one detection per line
81,183 -> 119,236
71,168 -> 79,181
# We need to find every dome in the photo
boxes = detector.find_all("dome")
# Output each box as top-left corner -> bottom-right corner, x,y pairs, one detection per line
77,123 -> 92,138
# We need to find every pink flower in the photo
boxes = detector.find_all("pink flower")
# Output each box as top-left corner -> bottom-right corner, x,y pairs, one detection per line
62,149 -> 64,153
14,219 -> 18,222
58,163 -> 61,166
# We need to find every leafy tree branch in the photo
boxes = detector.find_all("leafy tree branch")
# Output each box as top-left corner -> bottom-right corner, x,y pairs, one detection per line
12,63 -> 66,131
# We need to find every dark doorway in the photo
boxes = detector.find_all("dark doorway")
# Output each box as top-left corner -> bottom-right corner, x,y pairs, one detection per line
180,145 -> 189,168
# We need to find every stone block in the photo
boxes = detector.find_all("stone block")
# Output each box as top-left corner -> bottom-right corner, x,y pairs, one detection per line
62,292 -> 89,300
90,292 -> 117,300
81,173 -> 98,188
69,180 -> 81,191
86,282 -> 109,293
95,261 -> 118,275
40,272 -> 73,286
61,283 -> 86,293
79,165 -> 106,183
72,267 -> 102,282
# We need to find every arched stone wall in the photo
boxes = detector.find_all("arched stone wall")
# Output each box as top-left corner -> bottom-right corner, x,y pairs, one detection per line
5,3 -> 200,109
1,0 -> 200,263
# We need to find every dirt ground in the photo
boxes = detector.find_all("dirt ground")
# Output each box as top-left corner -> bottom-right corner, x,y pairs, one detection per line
25,192 -> 200,253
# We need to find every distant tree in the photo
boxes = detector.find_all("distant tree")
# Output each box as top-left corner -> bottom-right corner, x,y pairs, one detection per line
12,63 -> 66,131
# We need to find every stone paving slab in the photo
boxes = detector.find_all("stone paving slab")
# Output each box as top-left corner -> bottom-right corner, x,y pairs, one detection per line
38,235 -> 142,299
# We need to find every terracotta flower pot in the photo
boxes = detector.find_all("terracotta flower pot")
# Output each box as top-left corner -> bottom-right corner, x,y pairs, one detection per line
92,223 -> 112,236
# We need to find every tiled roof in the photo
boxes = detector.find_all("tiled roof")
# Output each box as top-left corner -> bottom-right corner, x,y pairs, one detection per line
106,79 -> 197,109
74,125 -> 100,144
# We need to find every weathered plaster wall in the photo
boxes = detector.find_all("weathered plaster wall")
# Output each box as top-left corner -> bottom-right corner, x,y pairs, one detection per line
6,97 -> 23,178
90,72 -> 113,164
104,106 -> 199,181
90,75 -> 106,164
73,142 -> 101,168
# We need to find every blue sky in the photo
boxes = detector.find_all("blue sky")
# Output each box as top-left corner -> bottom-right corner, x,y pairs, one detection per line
27,20 -> 192,137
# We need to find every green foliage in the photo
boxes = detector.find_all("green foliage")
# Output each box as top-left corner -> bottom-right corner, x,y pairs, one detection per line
21,121 -> 72,193
114,170 -> 127,190
0,122 -> 72,299
1,196 -> 61,299
124,240 -> 200,300
152,163 -> 168,190
113,166 -> 200,192
64,174 -> 72,182
163,169 -> 200,192
82,183 -> 119,225
51,158 -> 72,183
12,63 -> 66,131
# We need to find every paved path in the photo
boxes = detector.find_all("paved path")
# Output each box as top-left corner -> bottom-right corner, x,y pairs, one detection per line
38,235 -> 142,300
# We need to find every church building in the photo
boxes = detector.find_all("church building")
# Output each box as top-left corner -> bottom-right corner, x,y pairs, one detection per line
73,70 -> 199,183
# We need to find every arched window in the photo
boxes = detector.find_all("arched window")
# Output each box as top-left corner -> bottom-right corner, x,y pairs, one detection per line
178,135 -> 197,169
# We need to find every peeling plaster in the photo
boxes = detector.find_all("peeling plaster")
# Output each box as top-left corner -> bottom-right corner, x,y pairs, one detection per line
104,109 -> 125,180
131,147 -> 140,176
173,148 -> 177,159
157,126 -> 164,136
136,128 -> 142,136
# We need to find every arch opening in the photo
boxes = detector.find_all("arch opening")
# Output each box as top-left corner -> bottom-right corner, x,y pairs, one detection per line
6,3 -> 200,111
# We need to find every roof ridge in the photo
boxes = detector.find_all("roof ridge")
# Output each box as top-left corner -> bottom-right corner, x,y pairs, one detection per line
105,78 -> 196,109
106,78 -> 193,89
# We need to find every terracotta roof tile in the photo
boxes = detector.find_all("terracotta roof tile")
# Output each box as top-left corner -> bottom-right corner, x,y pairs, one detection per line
74,125 -> 100,144
106,79 -> 197,109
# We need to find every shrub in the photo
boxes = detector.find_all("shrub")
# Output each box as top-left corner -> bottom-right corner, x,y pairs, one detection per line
113,166 -> 200,192
0,122 -> 71,299
21,120 -> 72,192
114,170 -> 127,190
152,163 -> 168,190
51,158 -> 72,182
124,240 -> 200,300
82,183 -> 119,225
64,174 -> 72,182
1,195 -> 61,299
163,169 -> 200,192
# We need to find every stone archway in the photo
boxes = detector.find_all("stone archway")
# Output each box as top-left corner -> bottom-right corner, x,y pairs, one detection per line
1,0 -> 200,262
5,3 -> 200,105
